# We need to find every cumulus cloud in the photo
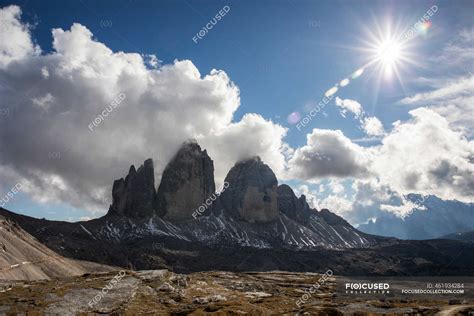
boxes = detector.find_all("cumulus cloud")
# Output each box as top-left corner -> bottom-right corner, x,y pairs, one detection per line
362,116 -> 384,137
287,107 -> 474,221
372,107 -> 474,202
200,113 -> 288,185
334,97 -> 363,118
0,5 -> 40,67
0,6 -> 288,214
287,129 -> 370,180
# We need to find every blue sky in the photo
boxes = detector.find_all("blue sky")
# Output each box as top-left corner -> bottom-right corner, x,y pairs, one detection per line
3,0 -> 465,138
0,0 -> 472,223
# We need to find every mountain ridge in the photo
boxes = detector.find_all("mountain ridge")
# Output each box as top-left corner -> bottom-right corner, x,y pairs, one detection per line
358,195 -> 474,240
1,141 -> 473,276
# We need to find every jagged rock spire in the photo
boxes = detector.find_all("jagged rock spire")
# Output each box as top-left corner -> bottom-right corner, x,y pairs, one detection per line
108,158 -> 156,217
155,140 -> 215,220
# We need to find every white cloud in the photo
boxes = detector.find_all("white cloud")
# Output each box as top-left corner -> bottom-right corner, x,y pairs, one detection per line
335,97 -> 363,118
200,113 -> 288,186
295,185 -> 318,209
402,75 -> 474,136
316,194 -> 353,214
400,29 -> 474,135
287,129 -> 370,180
400,75 -> 474,105
328,180 -> 344,194
32,93 -> 55,111
362,116 -> 384,137
0,5 -> 40,67
288,107 -> 474,221
372,108 -> 474,202
0,7 -> 288,214
297,184 -> 353,217
431,28 -> 474,70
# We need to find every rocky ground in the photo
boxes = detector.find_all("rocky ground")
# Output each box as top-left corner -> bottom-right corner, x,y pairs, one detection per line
0,270 -> 472,315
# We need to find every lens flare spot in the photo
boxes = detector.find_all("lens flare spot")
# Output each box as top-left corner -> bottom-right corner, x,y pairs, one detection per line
351,68 -> 364,79
325,86 -> 338,97
417,21 -> 432,35
287,112 -> 301,124
340,78 -> 350,87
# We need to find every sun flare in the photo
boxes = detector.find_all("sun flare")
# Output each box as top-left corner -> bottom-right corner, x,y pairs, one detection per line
368,36 -> 407,77
376,39 -> 401,67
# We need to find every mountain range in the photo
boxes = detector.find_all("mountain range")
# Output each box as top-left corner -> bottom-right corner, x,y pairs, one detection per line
358,195 -> 474,240
1,140 -> 473,276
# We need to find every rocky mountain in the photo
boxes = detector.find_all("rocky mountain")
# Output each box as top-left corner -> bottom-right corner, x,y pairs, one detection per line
105,140 -> 376,250
358,195 -> 474,240
156,140 -> 215,220
1,140 -> 473,276
109,158 -> 156,218
0,215 -> 114,281
220,157 -> 279,223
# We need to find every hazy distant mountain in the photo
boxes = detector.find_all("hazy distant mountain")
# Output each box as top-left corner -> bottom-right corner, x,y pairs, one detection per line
358,195 -> 474,240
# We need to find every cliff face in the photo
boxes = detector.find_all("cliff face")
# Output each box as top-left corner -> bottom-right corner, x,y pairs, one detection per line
109,158 -> 156,218
155,141 -> 215,221
220,157 -> 279,223
277,184 -> 314,224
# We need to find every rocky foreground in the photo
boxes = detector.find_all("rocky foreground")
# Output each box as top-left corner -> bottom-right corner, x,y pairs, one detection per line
0,270 -> 472,315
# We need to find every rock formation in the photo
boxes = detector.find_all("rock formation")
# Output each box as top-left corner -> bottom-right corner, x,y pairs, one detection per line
277,184 -> 314,223
220,157 -> 279,223
156,141 -> 215,220
108,158 -> 156,217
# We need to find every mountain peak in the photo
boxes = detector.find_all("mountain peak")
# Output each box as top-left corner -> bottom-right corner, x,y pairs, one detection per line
220,157 -> 279,223
277,184 -> 315,223
156,141 -> 215,220
108,158 -> 156,217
